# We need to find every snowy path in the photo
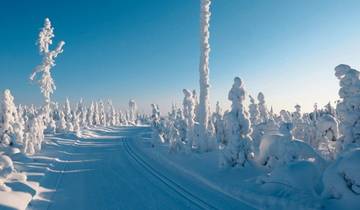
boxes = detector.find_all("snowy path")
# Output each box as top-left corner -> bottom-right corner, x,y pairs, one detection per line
27,127 -> 254,210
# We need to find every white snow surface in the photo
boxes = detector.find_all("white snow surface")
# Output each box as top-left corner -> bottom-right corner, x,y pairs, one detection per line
1,126 -> 358,210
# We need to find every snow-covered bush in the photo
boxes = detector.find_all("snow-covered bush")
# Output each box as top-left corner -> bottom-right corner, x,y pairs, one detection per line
322,148 -> 360,208
221,77 -> 253,167
258,160 -> 322,199
315,114 -> 339,160
258,122 -> 325,170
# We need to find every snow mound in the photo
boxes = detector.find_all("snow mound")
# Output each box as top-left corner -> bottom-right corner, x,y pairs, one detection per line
258,125 -> 325,170
322,148 -> 360,206
259,160 -> 321,195
0,155 -> 15,192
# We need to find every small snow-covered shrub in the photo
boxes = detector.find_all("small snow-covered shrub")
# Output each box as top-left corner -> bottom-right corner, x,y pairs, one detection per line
258,123 -> 325,170
322,148 -> 360,205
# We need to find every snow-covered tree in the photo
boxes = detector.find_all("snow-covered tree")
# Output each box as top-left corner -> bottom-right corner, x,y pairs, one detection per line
212,101 -> 225,145
63,98 -> 73,132
0,89 -> 20,146
248,95 -> 260,126
128,100 -> 137,125
56,111 -> 67,133
29,18 -> 65,128
257,92 -> 269,123
183,89 -> 196,150
198,0 -> 212,150
109,103 -> 117,126
25,115 -> 45,154
73,112 -> 81,137
221,77 -> 253,167
335,64 -> 360,149
99,100 -> 107,126
86,102 -> 94,126
292,104 -> 305,140
150,104 -> 164,143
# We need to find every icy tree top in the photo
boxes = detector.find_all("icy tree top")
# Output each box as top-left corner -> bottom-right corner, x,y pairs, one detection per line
38,18 -> 54,54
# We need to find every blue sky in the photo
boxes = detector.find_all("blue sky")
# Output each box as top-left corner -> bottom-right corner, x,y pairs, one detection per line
1,0 -> 360,113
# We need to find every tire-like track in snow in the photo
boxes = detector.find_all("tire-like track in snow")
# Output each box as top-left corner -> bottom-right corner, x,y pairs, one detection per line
123,138 -> 219,210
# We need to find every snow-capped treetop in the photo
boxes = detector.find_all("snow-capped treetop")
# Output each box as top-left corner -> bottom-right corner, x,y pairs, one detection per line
38,18 -> 54,54
228,77 -> 245,111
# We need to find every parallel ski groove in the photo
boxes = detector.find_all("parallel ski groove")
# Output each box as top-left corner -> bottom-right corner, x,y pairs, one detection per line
123,138 -> 219,210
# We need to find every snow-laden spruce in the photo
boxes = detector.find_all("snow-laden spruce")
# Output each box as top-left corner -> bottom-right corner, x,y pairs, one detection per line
335,64 -> 360,150
1,90 -> 20,147
221,77 -> 253,167
30,18 -> 64,131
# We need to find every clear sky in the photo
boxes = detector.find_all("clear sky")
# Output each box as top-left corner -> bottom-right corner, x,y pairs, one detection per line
1,0 -> 360,113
